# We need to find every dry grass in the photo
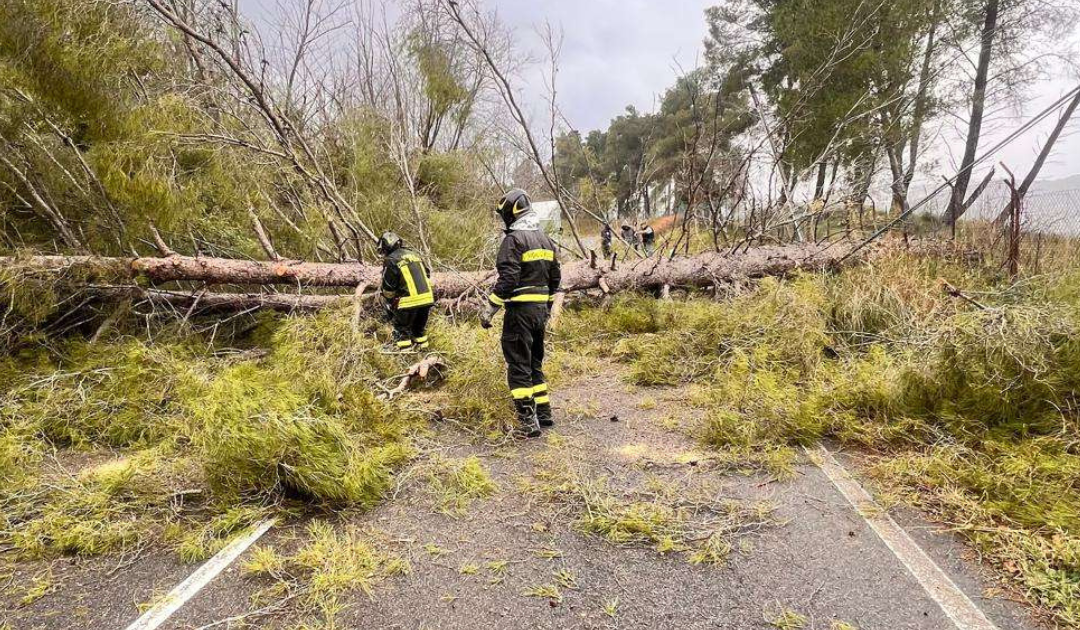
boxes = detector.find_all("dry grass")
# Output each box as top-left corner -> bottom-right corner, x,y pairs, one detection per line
523,452 -> 774,565
425,455 -> 497,517
243,520 -> 409,626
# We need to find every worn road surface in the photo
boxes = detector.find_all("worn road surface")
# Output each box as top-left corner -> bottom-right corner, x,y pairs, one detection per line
1,364 -> 1045,630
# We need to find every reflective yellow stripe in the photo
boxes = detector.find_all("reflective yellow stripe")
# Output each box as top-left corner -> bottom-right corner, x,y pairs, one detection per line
509,293 -> 550,303
399,262 -> 419,296
398,292 -> 434,309
511,387 -> 533,400
414,336 -> 429,344
488,294 -> 505,307
396,340 -> 414,348
522,249 -> 555,263
532,384 -> 548,395
534,395 -> 551,405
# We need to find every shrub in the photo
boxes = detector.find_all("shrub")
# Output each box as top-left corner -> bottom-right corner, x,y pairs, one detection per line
183,362 -> 412,506
1,339 -> 191,447
608,277 -> 829,386
898,305 -> 1080,431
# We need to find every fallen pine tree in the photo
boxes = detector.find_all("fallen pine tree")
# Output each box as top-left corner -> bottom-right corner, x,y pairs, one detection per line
1,242 -> 863,314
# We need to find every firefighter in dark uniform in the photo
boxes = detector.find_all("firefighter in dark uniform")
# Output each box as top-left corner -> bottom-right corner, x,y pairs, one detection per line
479,189 -> 562,438
379,231 -> 434,352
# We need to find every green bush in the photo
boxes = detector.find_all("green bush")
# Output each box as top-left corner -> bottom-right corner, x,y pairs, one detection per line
1,339 -> 191,447
898,305 -> 1080,432
698,351 -> 828,448
602,277 -> 829,385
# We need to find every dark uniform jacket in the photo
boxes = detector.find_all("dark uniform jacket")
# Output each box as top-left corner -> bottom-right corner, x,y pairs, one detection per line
381,247 -> 434,310
488,228 -> 562,307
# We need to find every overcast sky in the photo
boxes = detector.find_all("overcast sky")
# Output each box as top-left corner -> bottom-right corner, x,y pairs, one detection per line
493,0 -> 1080,183
493,0 -> 716,132
244,0 -> 1080,182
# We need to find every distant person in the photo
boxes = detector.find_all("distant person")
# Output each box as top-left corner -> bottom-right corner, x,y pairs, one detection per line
600,224 -> 613,259
639,223 -> 656,255
378,232 -> 434,352
620,224 -> 637,251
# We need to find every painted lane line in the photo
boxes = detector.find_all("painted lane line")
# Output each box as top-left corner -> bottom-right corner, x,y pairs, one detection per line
124,519 -> 276,630
808,446 -> 999,630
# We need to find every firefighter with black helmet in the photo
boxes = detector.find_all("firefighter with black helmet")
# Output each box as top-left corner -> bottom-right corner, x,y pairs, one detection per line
379,231 -> 434,352
479,189 -> 562,438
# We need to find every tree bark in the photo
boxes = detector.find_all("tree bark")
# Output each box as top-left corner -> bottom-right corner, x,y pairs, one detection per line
946,0 -> 999,225
3,243 -> 857,307
88,287 -> 354,313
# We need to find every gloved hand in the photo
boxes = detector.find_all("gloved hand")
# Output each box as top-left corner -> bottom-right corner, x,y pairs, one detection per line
381,297 -> 396,322
479,301 -> 499,329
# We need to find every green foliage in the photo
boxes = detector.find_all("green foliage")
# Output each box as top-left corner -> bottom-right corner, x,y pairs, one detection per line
875,440 -> 1080,622
553,67 -> 751,221
698,354 -> 828,448
0,2 -> 497,266
767,607 -> 808,630
173,506 -> 267,563
593,276 -> 829,385
2,339 -> 191,447
429,318 -> 515,434
0,306 -> 425,559
7,449 -> 190,558
0,0 -> 164,141
183,362 -> 411,505
899,305 -> 1080,429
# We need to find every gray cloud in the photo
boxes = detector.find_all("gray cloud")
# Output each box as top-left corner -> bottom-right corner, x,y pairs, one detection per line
495,0 -> 715,132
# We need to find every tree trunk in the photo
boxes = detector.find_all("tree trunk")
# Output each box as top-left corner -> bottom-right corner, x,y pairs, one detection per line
994,86 -> 1080,223
3,243 -> 860,311
946,0 -> 998,225
814,162 -> 828,201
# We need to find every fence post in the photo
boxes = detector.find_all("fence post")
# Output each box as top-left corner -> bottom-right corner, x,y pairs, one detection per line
1002,165 -> 1022,277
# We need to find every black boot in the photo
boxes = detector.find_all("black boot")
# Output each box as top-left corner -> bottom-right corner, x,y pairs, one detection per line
514,400 -> 541,438
536,402 -> 554,428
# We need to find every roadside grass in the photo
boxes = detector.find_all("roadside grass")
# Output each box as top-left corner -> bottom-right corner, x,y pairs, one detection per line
553,254 -> 1080,625
243,520 -> 409,626
522,452 -> 774,565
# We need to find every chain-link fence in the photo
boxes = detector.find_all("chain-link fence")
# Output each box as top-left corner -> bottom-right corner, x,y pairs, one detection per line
901,185 -> 1080,272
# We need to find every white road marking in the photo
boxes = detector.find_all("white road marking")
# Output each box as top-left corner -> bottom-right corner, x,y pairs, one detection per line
807,445 -> 1000,630
124,519 -> 275,630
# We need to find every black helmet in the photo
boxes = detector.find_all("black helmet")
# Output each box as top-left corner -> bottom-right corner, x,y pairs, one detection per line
377,231 -> 403,256
496,188 -> 531,229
